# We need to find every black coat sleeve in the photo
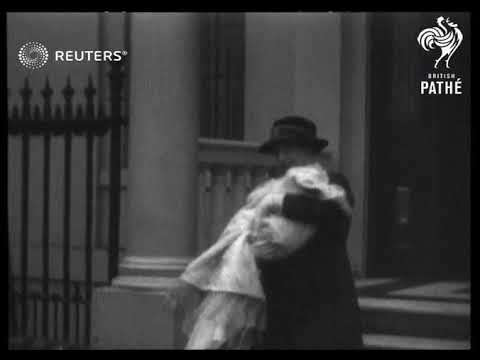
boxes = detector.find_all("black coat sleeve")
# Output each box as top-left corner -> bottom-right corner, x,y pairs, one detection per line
280,172 -> 354,245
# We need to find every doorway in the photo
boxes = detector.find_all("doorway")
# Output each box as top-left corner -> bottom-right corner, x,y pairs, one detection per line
366,12 -> 470,280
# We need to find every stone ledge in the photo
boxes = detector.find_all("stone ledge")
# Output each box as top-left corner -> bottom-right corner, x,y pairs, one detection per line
363,333 -> 470,350
359,297 -> 470,317
91,285 -> 186,349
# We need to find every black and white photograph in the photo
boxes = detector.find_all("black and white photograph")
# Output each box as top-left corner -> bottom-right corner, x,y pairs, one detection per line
7,11 -> 471,350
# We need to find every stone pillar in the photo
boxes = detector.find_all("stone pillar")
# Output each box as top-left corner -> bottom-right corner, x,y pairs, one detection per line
339,13 -> 368,277
244,13 -> 366,273
244,13 -> 341,168
115,12 -> 201,280
244,13 -> 295,143
91,13 -> 201,349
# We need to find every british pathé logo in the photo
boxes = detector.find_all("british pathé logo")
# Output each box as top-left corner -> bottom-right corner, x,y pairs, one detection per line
417,16 -> 464,95
420,73 -> 462,95
18,41 -> 128,70
417,16 -> 463,69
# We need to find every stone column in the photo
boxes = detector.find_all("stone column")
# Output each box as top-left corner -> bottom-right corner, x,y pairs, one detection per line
244,13 -> 341,168
91,13 -> 201,349
339,13 -> 368,277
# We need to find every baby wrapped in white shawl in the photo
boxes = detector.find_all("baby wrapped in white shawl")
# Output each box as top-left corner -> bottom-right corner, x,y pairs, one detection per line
178,163 -> 350,349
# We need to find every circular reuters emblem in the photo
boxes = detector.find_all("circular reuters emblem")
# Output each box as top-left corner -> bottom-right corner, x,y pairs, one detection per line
18,42 -> 49,69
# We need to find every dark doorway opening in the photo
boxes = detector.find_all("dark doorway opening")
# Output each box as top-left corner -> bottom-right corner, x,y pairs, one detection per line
366,12 -> 470,280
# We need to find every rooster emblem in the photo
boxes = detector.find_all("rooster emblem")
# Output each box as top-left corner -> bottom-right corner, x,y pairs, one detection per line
417,16 -> 463,69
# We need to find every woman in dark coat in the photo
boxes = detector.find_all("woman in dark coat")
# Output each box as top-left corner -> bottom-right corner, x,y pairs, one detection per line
253,116 -> 364,349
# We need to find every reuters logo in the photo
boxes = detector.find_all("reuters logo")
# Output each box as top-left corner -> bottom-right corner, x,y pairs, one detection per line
18,42 -> 49,69
17,41 -> 127,70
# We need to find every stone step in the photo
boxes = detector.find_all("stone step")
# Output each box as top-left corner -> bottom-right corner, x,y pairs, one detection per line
8,336 -> 83,350
359,297 -> 470,340
363,333 -> 470,350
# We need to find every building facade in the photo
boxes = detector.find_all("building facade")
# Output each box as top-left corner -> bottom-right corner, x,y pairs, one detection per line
8,12 -> 470,348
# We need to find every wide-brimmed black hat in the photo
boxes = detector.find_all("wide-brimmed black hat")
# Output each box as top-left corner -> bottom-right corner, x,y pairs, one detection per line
258,115 -> 329,155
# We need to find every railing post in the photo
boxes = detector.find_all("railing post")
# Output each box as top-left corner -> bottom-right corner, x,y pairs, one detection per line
8,228 -> 17,338
62,76 -> 74,345
107,60 -> 125,282
84,74 -> 96,347
40,78 -> 52,343
19,78 -> 32,341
